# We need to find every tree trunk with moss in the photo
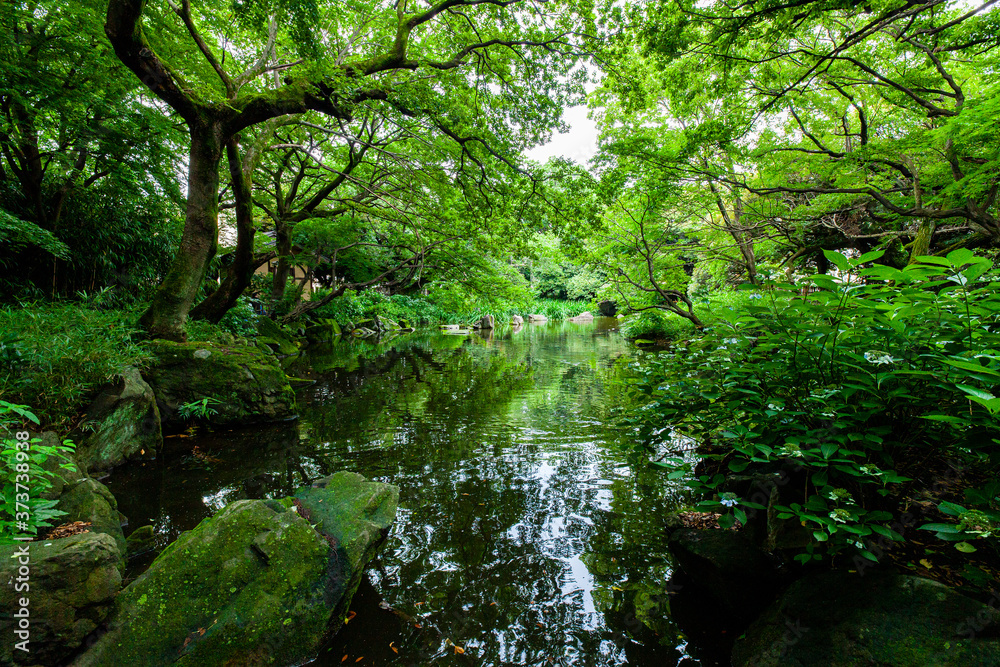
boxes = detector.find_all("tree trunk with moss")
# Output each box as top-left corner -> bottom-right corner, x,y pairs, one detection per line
138,125 -> 222,340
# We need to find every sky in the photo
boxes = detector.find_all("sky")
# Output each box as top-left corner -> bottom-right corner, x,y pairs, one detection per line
523,105 -> 600,166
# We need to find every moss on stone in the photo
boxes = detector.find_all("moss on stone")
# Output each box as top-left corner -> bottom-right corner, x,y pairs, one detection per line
75,500 -> 333,667
143,340 -> 296,429
0,533 -> 122,666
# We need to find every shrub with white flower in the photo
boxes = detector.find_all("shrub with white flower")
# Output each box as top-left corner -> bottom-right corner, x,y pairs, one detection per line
719,492 -> 739,507
864,350 -> 895,365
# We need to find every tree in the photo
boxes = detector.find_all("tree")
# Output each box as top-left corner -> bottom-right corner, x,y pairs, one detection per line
1,0 -> 181,298
104,0 -> 593,340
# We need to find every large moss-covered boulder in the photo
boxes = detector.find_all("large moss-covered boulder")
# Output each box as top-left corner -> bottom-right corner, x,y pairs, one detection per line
75,367 -> 162,472
143,340 -> 296,429
293,471 -> 399,631
733,571 -> 1000,666
74,474 -> 398,667
0,533 -> 122,666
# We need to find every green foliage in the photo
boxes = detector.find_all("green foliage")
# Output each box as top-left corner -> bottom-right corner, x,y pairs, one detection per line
217,296 -> 261,337
0,304 -> 152,427
623,250 -> 1000,562
619,310 -> 696,340
0,401 -> 75,541
177,398 -> 222,421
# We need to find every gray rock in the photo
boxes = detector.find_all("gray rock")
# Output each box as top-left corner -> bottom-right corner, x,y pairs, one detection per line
733,571 -> 1000,667
527,314 -> 548,322
511,315 -> 524,325
75,367 -> 162,472
0,533 -> 122,666
478,314 -> 495,330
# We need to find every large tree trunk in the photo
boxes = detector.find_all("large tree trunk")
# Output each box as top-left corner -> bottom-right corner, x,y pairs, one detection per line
138,124 -> 224,340
190,137 -> 255,323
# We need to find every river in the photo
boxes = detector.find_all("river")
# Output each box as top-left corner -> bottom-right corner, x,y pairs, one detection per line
106,319 -> 713,666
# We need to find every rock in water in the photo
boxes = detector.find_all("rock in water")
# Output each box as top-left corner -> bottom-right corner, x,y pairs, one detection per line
143,340 -> 296,429
294,472 -> 400,632
478,314 -> 495,330
527,314 -> 547,322
598,300 -> 617,317
73,473 -> 398,667
0,534 -> 123,666
75,367 -> 162,472
511,315 -> 524,325
732,571 -> 1000,666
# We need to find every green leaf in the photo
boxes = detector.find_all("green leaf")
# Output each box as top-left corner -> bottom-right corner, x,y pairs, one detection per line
955,542 -> 977,553
822,250 -> 850,272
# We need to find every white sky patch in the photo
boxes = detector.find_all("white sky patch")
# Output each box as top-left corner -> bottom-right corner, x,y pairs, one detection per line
524,104 -> 599,166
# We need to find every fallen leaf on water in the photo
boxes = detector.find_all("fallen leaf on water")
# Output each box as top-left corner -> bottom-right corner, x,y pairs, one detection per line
920,558 -> 934,569
345,611 -> 357,623
389,642 -> 399,655
197,628 -> 205,636
455,646 -> 465,654
611,586 -> 623,592
355,658 -> 364,663
536,623 -> 544,629
414,623 -> 422,629
489,602 -> 497,606
341,655 -> 348,662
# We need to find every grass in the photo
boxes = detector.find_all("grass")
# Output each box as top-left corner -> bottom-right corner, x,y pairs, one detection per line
0,302 -> 153,428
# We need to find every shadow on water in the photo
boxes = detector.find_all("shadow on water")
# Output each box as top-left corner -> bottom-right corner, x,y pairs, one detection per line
105,319 -> 726,666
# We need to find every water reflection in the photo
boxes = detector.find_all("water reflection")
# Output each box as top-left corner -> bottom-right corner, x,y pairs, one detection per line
106,320 -> 709,665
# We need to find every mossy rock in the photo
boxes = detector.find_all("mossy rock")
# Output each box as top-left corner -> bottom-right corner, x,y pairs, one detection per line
73,500 -> 333,667
75,367 -> 162,472
38,443 -> 127,560
0,533 -> 122,666
256,317 -> 299,356
732,571 -> 1000,666
143,340 -> 296,430
293,472 -> 399,632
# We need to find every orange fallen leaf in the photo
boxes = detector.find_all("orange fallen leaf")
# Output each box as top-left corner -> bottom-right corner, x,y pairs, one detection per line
345,611 -> 357,624
355,658 -> 364,663
414,623 -> 422,629
197,627 -> 205,636
489,602 -> 497,606
454,646 -> 465,654
536,623 -> 544,629
341,655 -> 348,662
389,642 -> 399,654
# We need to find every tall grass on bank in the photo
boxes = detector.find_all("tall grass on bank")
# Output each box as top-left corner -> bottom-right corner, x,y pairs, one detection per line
0,303 -> 152,428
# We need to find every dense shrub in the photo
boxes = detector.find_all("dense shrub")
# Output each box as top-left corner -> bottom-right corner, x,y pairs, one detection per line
623,250 -> 1000,562
0,304 -> 152,427
619,309 -> 697,340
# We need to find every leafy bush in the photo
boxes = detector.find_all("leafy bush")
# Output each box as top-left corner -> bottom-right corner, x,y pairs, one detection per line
217,295 -> 261,337
623,249 -> 1000,562
0,303 -> 152,427
0,401 -> 75,542
619,309 -> 697,340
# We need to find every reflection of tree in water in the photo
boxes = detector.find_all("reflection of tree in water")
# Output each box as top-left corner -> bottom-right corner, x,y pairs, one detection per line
110,323 -> 702,666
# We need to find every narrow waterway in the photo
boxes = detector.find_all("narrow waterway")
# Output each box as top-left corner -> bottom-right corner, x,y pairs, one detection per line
107,320 -> 710,666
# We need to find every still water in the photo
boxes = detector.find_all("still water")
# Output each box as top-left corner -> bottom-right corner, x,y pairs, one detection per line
107,320 -> 709,666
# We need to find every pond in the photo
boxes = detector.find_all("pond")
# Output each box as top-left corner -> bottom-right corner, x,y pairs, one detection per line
106,319 -> 717,666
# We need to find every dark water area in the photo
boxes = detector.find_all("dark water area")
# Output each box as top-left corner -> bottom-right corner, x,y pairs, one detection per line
106,320 -> 718,666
